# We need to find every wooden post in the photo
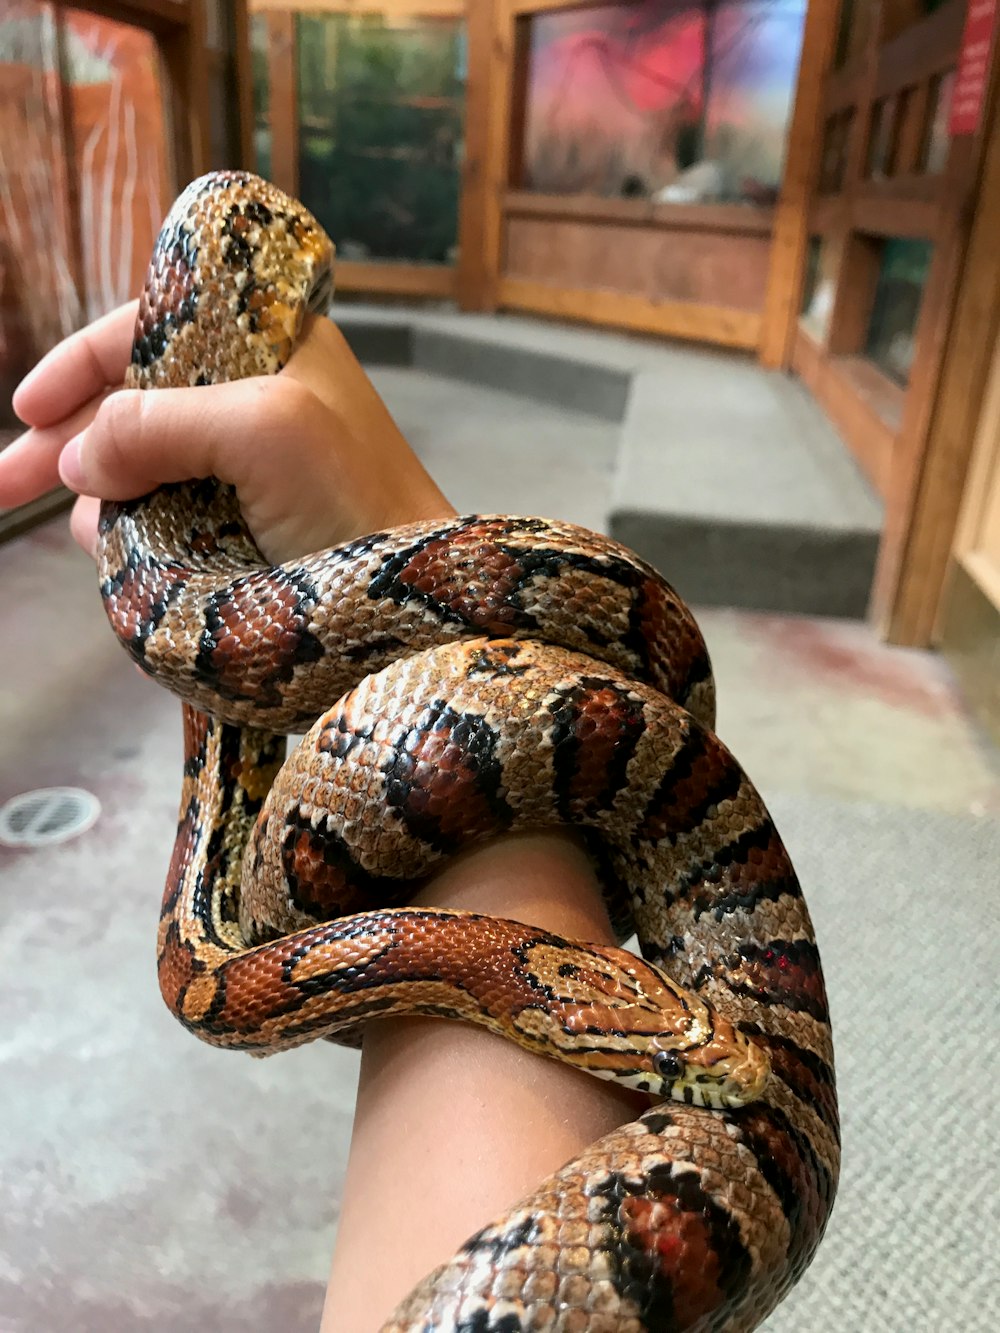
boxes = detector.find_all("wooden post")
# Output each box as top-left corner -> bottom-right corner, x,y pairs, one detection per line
232,0 -> 257,171
51,4 -> 88,325
457,0 -> 514,311
265,10 -> 299,198
160,0 -> 212,184
757,0 -> 840,369
876,89 -> 1000,643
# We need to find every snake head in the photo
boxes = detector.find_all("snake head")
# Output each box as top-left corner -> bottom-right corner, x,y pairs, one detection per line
649,1020 -> 771,1109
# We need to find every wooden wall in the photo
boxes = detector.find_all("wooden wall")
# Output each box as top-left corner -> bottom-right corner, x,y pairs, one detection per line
500,196 -> 772,351
777,0 -> 1000,644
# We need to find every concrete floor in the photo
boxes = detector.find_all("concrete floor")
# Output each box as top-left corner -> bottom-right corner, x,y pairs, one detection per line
1,367 -> 999,1330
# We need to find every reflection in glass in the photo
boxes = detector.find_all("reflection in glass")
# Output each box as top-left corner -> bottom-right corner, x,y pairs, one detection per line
865,238 -> 933,386
0,3 -> 170,419
921,69 -> 954,174
521,0 -> 807,204
295,15 -> 465,264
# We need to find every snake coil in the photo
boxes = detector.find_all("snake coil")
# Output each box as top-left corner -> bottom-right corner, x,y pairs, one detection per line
97,173 -> 838,1332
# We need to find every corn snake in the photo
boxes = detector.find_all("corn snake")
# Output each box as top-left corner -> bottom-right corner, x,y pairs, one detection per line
96,173 -> 839,1331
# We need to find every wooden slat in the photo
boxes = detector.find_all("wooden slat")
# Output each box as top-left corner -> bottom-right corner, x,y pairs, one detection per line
457,0 -> 515,311
509,0 -> 607,11
876,99 -> 1000,643
249,0 -> 464,13
498,277 -> 761,351
74,0 -> 191,33
456,0 -> 495,310
51,6 -> 89,308
336,261 -> 456,297
504,191 -> 775,235
792,325 -> 896,495
758,0 -> 841,369
873,0 -> 966,98
231,0 -> 256,170
160,0 -> 212,181
265,10 -> 298,197
852,190 -> 939,237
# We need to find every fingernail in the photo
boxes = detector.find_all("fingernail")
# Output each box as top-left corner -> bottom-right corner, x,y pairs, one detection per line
59,433 -> 87,491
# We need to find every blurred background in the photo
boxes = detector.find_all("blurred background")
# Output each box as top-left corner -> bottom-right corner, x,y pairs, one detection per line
1,2 -> 999,1330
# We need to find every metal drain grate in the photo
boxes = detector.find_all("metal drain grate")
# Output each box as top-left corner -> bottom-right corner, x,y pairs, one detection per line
0,787 -> 101,848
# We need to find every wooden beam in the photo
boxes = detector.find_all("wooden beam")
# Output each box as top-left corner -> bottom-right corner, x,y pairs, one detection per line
160,0 -> 212,182
51,6 -> 88,313
231,0 -> 257,171
249,0 -> 464,13
873,0 -> 965,98
457,0 -> 513,311
509,0 -> 608,11
72,0 -> 193,34
758,0 -> 840,370
504,191 -> 775,234
851,192 -> 938,237
498,277 -> 761,351
791,326 -> 896,495
336,261 -> 456,297
265,10 -> 298,198
876,100 -> 1000,644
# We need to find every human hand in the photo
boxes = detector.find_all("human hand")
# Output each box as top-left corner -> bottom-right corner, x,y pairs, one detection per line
2,301 -> 454,563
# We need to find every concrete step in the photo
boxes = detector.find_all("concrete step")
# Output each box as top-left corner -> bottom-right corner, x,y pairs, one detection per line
335,305 -> 883,618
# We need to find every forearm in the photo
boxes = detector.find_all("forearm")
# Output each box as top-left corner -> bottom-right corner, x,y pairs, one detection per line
321,833 -> 646,1331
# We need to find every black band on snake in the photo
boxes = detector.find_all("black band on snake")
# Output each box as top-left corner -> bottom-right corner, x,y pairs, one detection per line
97,172 -> 838,1332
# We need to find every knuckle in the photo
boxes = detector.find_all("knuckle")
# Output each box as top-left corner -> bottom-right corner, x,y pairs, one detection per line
95,389 -> 140,476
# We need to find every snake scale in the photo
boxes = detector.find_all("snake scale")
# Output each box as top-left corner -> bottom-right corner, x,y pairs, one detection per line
96,173 -> 838,1331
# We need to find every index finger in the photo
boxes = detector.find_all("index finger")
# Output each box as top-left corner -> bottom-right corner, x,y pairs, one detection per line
12,300 -> 138,429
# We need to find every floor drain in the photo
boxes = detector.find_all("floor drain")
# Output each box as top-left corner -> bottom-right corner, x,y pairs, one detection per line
0,787 -> 101,848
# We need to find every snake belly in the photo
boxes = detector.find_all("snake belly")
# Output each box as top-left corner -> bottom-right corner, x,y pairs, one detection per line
96,173 -> 839,1332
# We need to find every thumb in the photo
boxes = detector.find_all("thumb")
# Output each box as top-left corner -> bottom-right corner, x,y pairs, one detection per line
57,374 -> 320,501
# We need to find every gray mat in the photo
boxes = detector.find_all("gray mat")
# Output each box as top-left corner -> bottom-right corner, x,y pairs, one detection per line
760,795 -> 1000,1332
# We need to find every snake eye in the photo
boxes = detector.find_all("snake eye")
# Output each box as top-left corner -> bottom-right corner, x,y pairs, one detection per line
653,1050 -> 684,1081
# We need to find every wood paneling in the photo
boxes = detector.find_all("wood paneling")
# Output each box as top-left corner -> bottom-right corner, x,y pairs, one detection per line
250,0 -> 464,12
874,0 -> 966,96
758,0 -> 841,369
232,0 -> 256,170
336,261 -> 456,297
264,10 -> 298,197
505,216 -> 771,313
877,102 -> 1000,642
792,325 -> 896,495
498,277 -> 761,350
505,191 -> 774,234
457,0 -> 514,310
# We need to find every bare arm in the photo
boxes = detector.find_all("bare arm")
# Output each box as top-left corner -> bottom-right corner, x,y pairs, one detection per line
4,310 -> 642,1329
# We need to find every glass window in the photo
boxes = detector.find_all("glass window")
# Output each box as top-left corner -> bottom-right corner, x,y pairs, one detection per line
800,236 -> 836,341
0,3 -> 170,407
921,69 -> 955,174
818,111 -> 852,194
864,238 -> 933,386
520,0 -> 807,204
295,14 -> 465,264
